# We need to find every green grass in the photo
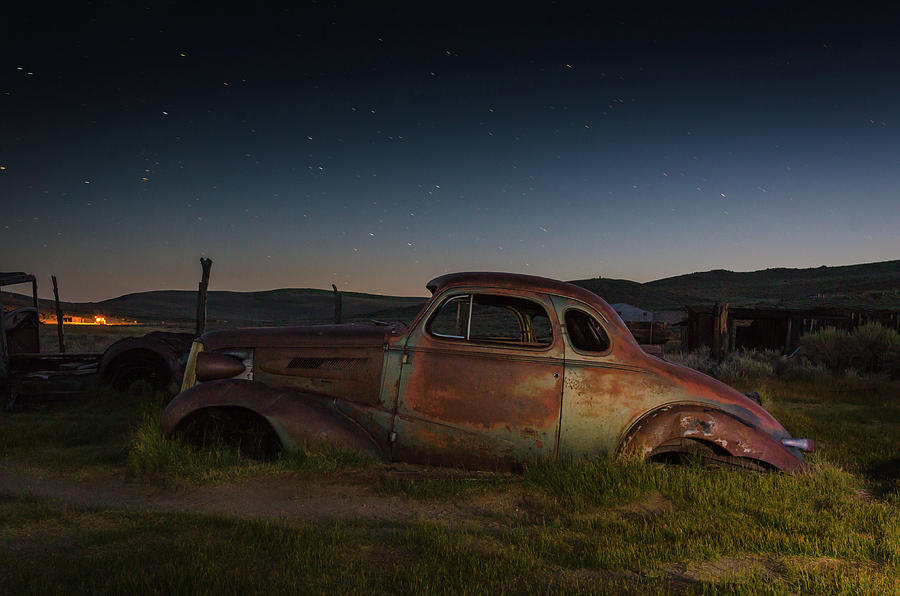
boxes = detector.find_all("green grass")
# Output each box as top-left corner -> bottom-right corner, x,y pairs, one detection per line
729,374 -> 900,496
2,371 -> 899,593
2,459 -> 898,594
0,388 -> 143,477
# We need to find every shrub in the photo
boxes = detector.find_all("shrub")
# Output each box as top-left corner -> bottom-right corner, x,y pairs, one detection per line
801,323 -> 900,378
666,346 -> 717,376
847,322 -> 900,377
667,347 -> 775,380
716,349 -> 775,380
801,326 -> 851,373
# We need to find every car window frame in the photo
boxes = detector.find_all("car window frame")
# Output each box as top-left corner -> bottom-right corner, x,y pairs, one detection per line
424,290 -> 557,351
563,307 -> 614,357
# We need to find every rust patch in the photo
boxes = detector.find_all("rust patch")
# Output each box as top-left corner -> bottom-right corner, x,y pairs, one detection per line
401,351 -> 561,429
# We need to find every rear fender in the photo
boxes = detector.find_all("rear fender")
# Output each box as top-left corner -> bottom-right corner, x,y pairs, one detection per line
99,332 -> 192,390
618,405 -> 807,472
162,379 -> 385,461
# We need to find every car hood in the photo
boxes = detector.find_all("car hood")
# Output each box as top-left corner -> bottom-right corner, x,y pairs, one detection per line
201,323 -> 402,351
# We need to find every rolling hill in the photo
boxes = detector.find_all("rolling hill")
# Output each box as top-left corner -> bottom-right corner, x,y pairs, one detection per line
644,259 -> 900,309
1,288 -> 428,327
4,259 -> 899,326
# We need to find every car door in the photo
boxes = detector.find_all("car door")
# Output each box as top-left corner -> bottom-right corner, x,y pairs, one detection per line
392,290 -> 564,469
551,295 -> 653,458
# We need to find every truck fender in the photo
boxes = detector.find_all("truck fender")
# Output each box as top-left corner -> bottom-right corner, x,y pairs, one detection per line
98,331 -> 193,393
162,379 -> 386,462
617,405 -> 807,473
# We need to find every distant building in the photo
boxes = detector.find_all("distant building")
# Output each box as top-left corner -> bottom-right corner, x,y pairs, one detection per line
38,312 -> 135,325
611,303 -> 654,323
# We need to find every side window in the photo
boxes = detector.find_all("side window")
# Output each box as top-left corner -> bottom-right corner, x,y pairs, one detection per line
565,310 -> 610,353
532,312 -> 553,344
426,294 -> 553,347
427,295 -> 470,338
470,302 -> 522,341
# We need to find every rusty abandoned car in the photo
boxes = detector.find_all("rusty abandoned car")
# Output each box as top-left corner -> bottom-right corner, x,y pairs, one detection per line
163,272 -> 813,472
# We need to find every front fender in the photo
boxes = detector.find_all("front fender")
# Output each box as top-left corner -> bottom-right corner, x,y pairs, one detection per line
618,405 -> 807,472
162,379 -> 386,461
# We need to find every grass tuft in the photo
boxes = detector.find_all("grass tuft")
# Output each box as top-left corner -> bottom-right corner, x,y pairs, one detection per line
126,399 -> 377,484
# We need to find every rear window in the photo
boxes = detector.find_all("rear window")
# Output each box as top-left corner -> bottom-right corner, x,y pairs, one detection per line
565,309 -> 610,352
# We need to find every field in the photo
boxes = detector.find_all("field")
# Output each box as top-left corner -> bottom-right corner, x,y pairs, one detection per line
1,367 -> 898,595
37,324 -> 194,354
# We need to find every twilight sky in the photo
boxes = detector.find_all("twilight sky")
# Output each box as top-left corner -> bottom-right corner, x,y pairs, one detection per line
3,3 -> 899,301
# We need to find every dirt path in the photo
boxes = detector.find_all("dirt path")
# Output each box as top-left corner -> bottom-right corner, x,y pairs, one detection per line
0,467 -> 470,523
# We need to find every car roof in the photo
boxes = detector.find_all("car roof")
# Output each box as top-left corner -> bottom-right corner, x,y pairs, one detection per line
426,271 -> 615,312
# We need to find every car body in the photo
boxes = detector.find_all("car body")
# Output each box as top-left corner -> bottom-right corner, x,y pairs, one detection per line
162,272 -> 812,471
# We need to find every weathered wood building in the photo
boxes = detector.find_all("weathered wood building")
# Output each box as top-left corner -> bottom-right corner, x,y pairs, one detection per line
685,304 -> 900,358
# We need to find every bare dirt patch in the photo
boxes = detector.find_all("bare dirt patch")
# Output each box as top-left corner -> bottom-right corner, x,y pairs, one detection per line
465,488 -> 557,523
569,490 -> 676,523
609,491 -> 675,519
662,555 -> 781,585
0,466 -> 468,523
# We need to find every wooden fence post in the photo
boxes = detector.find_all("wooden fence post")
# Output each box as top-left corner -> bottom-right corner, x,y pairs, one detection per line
332,284 -> 342,324
52,275 -> 65,353
0,289 -> 8,400
713,302 -> 729,362
195,258 -> 213,336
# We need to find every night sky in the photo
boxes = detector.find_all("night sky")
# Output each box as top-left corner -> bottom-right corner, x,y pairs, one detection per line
3,3 -> 899,301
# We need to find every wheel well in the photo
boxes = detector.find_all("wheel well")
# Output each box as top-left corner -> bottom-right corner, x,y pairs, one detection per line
174,406 -> 284,460
618,406 -> 782,472
648,437 -> 775,471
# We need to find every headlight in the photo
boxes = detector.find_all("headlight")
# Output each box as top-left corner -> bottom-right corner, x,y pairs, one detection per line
196,349 -> 253,382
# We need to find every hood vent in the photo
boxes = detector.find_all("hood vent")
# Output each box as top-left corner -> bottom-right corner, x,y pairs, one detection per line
287,357 -> 366,370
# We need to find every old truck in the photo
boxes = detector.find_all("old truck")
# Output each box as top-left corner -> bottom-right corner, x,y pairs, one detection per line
1,272 -> 193,407
163,272 -> 813,471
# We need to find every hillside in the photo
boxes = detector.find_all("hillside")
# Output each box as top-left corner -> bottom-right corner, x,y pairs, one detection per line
646,259 -> 900,309
567,277 -> 705,310
4,259 -> 899,324
100,288 -> 427,326
1,288 -> 427,327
